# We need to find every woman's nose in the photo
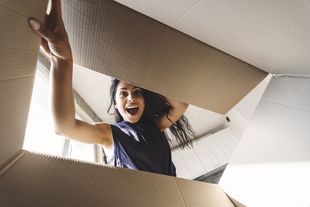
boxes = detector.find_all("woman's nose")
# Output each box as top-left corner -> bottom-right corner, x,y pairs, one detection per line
127,93 -> 136,102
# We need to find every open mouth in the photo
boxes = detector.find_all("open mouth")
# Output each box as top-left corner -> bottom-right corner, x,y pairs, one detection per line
126,106 -> 139,116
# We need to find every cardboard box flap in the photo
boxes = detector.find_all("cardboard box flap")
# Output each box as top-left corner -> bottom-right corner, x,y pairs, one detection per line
0,1 -> 48,169
62,0 -> 267,114
0,151 -> 235,207
176,178 -> 235,207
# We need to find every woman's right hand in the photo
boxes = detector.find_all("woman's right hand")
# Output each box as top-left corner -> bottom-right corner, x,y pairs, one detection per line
27,0 -> 113,147
28,0 -> 72,61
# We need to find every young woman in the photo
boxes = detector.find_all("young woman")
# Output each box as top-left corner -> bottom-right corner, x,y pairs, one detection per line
28,0 -> 194,176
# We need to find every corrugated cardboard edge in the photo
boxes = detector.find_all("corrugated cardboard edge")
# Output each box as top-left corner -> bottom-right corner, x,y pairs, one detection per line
0,151 -> 186,207
0,150 -> 235,207
0,150 -> 25,177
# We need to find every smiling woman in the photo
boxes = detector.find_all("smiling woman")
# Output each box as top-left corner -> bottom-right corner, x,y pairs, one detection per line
114,82 -> 145,124
108,79 -> 195,146
103,79 -> 195,175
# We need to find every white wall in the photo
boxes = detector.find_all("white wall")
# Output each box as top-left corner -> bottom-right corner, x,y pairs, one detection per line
226,75 -> 271,139
172,74 -> 272,180
172,128 -> 238,179
220,76 -> 310,207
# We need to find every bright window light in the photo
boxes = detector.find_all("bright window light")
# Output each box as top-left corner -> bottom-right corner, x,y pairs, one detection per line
219,162 -> 310,207
23,58 -> 97,163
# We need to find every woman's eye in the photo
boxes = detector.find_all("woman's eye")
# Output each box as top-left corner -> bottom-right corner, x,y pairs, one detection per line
119,91 -> 128,97
133,90 -> 143,97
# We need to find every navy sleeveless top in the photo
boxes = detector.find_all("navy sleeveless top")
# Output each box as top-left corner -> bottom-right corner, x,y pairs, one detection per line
107,118 -> 176,176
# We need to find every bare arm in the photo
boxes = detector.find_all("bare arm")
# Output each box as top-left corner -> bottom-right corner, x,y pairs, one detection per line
29,0 -> 112,147
50,58 -> 113,147
155,96 -> 189,131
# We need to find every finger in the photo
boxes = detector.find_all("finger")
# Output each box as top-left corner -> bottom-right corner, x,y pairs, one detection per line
46,0 -> 64,33
28,18 -> 55,42
50,0 -> 63,21
28,18 -> 41,31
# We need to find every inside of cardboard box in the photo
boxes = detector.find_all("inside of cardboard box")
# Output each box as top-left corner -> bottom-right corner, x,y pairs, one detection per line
17,1 -> 266,176
22,52 -> 270,183
3,1 -> 310,206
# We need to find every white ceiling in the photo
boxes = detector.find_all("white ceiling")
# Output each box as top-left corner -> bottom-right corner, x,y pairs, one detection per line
114,0 -> 310,76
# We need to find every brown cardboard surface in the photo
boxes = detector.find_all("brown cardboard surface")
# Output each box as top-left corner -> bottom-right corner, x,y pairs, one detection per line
0,0 -> 48,168
62,0 -> 267,114
176,178 -> 235,207
0,78 -> 34,168
0,151 -> 234,207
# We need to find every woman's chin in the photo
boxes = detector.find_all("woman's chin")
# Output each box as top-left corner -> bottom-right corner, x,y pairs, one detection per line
125,114 -> 141,123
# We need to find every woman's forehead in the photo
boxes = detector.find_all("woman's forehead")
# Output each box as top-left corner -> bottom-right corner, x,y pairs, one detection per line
117,81 -> 141,90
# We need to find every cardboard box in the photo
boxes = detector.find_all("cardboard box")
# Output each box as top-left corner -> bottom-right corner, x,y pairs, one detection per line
0,151 -> 235,207
0,0 -> 256,206
3,0 -> 309,207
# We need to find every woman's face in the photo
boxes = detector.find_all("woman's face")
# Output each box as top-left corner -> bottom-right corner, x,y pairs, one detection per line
115,81 -> 145,123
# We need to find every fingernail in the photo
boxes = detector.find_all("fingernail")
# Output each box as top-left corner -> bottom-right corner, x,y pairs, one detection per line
28,19 -> 40,30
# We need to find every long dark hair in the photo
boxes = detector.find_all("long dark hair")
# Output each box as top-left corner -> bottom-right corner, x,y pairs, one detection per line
107,79 -> 195,148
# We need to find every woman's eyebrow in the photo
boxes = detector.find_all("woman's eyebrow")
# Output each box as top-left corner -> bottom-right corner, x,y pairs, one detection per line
133,87 -> 141,90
